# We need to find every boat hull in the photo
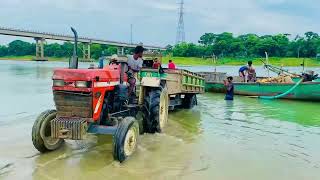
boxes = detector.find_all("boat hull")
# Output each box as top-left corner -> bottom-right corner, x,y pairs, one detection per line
205,82 -> 320,101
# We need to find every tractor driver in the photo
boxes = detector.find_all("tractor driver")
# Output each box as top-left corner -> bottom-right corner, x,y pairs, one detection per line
127,45 -> 144,97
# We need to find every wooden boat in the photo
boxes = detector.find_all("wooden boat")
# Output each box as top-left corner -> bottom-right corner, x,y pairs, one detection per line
205,81 -> 320,101
201,72 -> 320,101
202,52 -> 320,101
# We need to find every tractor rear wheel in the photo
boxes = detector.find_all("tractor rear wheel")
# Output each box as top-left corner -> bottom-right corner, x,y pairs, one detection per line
113,117 -> 139,163
32,110 -> 64,152
182,94 -> 197,109
142,85 -> 169,133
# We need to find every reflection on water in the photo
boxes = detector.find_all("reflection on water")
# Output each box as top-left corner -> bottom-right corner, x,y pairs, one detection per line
165,109 -> 202,141
0,60 -> 320,180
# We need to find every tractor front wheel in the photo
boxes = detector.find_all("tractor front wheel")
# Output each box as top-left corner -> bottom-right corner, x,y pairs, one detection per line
113,117 -> 139,163
32,110 -> 64,153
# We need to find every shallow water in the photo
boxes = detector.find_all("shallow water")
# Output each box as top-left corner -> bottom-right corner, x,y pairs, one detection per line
0,60 -> 320,180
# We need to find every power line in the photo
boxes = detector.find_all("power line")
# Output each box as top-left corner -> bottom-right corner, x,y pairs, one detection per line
176,0 -> 185,44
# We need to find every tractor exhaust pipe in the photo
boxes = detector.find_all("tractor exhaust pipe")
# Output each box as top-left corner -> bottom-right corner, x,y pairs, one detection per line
69,27 -> 79,69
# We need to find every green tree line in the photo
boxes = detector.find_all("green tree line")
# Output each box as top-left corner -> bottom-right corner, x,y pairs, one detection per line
0,40 -> 118,59
167,31 -> 320,58
1,31 -> 320,59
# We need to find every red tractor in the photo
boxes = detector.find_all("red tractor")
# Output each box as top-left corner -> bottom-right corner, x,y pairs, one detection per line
32,28 -> 205,162
31,28 -> 161,162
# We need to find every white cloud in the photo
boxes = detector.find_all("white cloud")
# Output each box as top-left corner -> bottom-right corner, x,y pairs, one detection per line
184,0 -> 319,38
260,0 -> 287,5
0,0 -> 319,45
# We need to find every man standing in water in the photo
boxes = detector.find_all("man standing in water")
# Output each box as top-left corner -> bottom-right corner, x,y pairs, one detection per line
223,76 -> 234,100
127,45 -> 144,96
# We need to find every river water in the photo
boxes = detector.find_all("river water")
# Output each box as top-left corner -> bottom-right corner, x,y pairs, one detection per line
0,60 -> 320,180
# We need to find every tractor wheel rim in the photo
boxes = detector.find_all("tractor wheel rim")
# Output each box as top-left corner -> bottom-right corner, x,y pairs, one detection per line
41,118 -> 60,146
44,136 -> 60,146
159,89 -> 168,130
124,126 -> 137,156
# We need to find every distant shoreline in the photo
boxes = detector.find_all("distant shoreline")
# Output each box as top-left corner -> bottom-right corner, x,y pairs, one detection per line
1,56 -> 320,67
0,56 -> 68,62
163,56 -> 320,67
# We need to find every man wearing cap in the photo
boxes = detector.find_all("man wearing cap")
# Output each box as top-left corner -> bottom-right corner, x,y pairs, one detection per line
127,46 -> 144,97
110,54 -> 119,64
98,54 -> 119,68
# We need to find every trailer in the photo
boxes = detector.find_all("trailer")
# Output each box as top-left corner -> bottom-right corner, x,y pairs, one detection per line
138,55 -> 205,107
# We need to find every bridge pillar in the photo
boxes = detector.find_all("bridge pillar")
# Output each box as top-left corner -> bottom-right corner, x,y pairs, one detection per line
33,38 -> 48,61
82,43 -> 91,62
117,47 -> 125,55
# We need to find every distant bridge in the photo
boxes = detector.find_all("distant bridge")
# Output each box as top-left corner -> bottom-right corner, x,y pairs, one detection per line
0,27 -> 165,61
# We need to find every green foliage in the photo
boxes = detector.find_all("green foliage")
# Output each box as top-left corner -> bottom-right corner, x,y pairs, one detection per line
172,43 -> 206,57
1,31 -> 319,62
106,46 -> 118,55
90,44 -> 119,59
169,32 -> 320,59
0,40 -> 122,60
0,45 -> 8,56
162,56 -> 319,67
7,40 -> 35,56
45,43 -> 65,57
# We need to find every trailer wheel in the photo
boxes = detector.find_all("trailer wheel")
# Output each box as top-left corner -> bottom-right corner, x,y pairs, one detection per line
113,117 -> 139,163
32,110 -> 64,152
183,94 -> 197,109
142,85 -> 169,133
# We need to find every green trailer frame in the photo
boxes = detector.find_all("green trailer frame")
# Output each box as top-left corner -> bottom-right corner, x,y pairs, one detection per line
138,68 -> 205,109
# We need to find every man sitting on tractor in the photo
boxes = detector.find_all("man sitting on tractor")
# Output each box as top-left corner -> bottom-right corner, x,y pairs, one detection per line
152,58 -> 161,69
127,45 -> 144,97
110,54 -> 119,64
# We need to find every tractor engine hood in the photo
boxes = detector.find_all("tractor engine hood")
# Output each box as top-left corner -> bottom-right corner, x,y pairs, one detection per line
52,68 -> 119,82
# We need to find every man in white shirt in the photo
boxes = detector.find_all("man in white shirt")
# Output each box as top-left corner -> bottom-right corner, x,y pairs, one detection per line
127,46 -> 144,73
127,46 -> 144,96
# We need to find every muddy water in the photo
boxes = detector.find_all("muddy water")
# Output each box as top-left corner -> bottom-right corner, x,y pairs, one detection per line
0,60 -> 320,180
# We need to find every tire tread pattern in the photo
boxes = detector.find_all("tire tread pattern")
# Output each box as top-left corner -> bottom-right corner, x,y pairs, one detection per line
142,88 -> 162,133
113,117 -> 137,163
32,109 -> 56,153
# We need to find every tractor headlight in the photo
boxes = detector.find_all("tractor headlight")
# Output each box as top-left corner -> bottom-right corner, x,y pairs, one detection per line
53,80 -> 65,87
75,81 -> 91,88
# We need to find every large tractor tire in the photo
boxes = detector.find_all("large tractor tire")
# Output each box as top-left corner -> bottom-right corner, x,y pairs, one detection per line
113,117 -> 139,163
32,110 -> 64,152
182,94 -> 197,109
142,84 -> 169,133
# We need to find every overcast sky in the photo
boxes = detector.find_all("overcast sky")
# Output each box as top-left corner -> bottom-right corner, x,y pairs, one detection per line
0,0 -> 319,46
